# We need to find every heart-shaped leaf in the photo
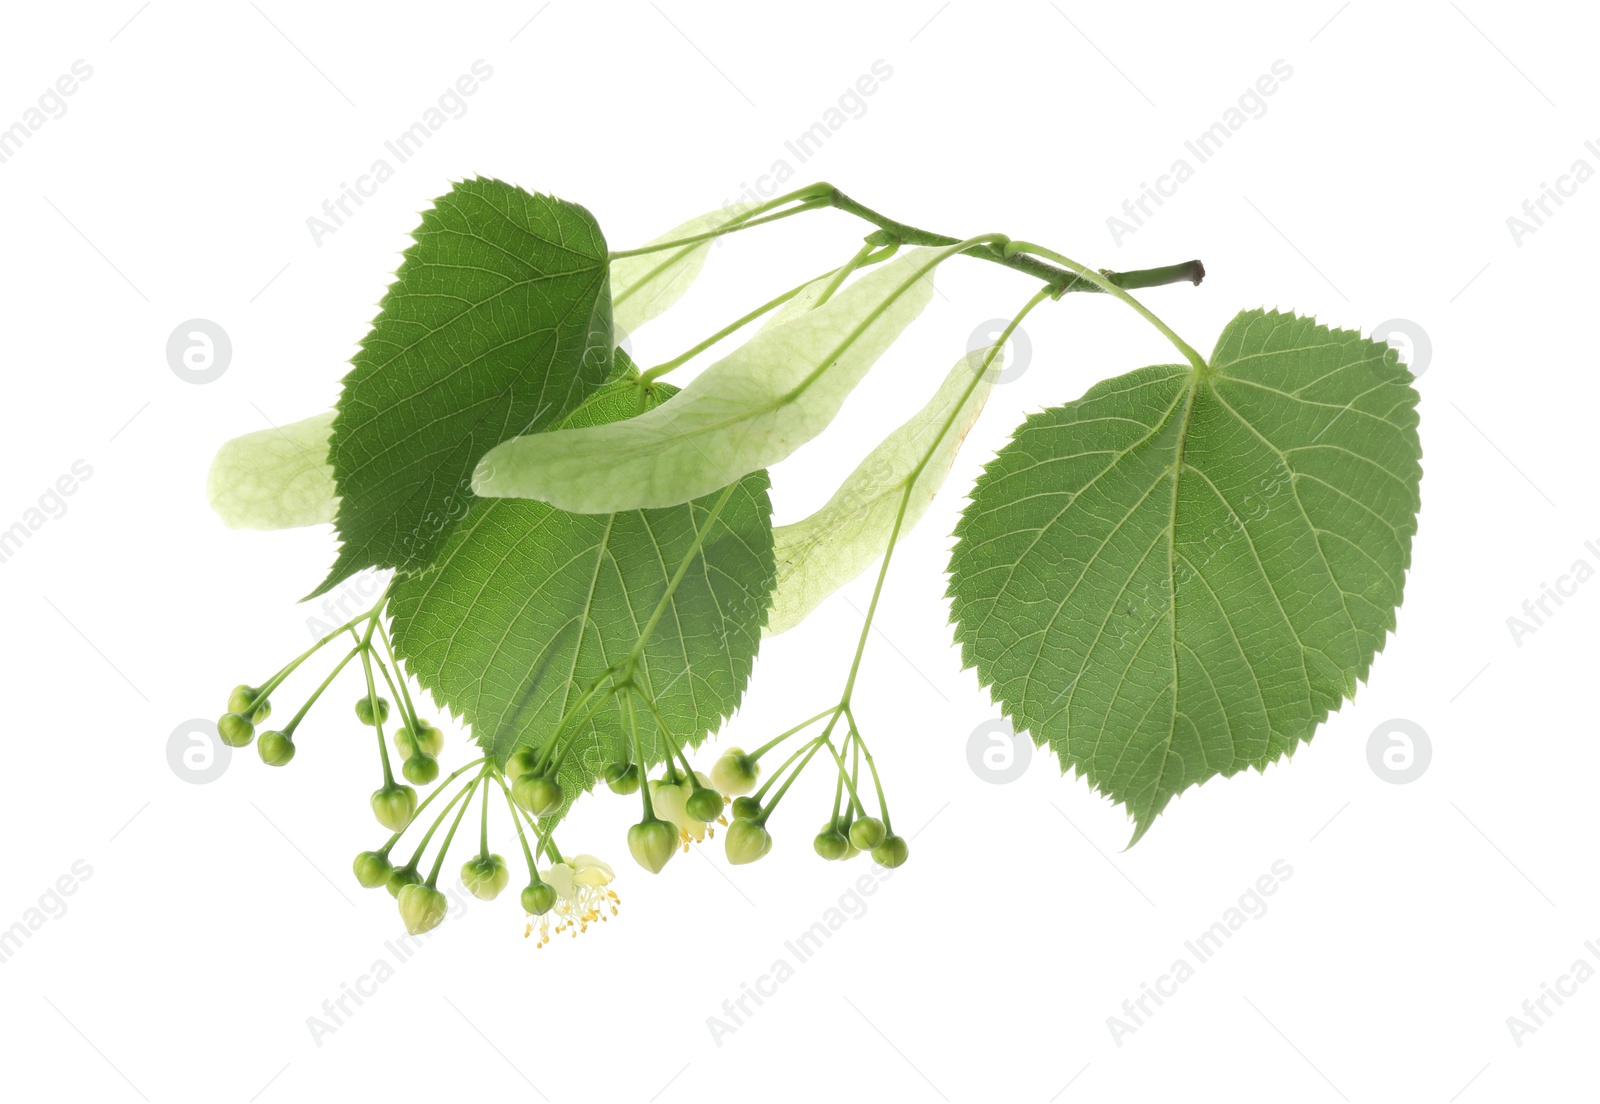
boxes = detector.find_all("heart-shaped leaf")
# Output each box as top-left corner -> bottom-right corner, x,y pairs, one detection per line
948,309 -> 1422,842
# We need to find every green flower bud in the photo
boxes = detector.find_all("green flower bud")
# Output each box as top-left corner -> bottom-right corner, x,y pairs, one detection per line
395,722 -> 446,760
397,882 -> 449,935
414,722 -> 445,758
832,816 -> 860,859
250,699 -> 272,726
217,712 -> 255,748
461,854 -> 511,901
522,881 -> 558,915
227,684 -> 260,714
849,816 -> 886,851
628,819 -> 679,874
512,774 -> 564,817
402,753 -> 440,786
371,784 -> 418,832
604,762 -> 640,795
505,745 -> 540,781
813,827 -> 850,861
872,834 -> 909,868
710,747 -> 760,796
257,730 -> 296,766
353,850 -> 394,889
685,786 -> 725,823
386,864 -> 422,898
725,818 -> 772,865
730,796 -> 762,821
355,695 -> 390,726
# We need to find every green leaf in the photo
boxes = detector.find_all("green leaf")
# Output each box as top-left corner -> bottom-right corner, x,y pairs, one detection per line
610,203 -> 754,337
472,248 -> 942,513
206,412 -> 338,530
948,309 -> 1422,843
388,372 -> 775,825
317,177 -> 615,596
767,344 -> 1003,636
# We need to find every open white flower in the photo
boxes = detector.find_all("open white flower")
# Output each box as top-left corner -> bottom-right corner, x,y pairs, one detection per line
526,854 -> 619,947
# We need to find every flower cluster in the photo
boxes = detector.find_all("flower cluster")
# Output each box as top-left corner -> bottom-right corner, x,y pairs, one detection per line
216,591 -> 910,943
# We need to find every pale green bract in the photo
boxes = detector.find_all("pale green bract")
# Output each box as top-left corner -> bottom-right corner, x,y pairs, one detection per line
948,309 -> 1422,843
610,202 -> 755,337
207,411 -> 338,530
766,344 -> 1004,636
472,247 -> 941,513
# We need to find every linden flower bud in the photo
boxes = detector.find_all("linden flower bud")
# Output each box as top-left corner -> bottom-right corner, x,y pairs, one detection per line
386,865 -> 421,898
395,720 -> 445,758
628,820 -> 678,874
849,816 -> 886,851
513,774 -> 564,817
461,854 -> 511,901
371,784 -> 418,832
685,786 -> 725,823
397,883 -> 449,935
355,695 -> 390,726
521,882 -> 558,915
710,747 -> 760,796
353,850 -> 394,889
872,834 -> 909,869
813,827 -> 850,861
401,753 -> 440,786
604,762 -> 640,795
505,746 -> 540,781
217,712 -> 255,748
649,779 -> 688,823
257,730 -> 296,766
725,818 -> 772,865
651,772 -> 716,844
412,723 -> 444,755
730,796 -> 762,821
227,684 -> 260,714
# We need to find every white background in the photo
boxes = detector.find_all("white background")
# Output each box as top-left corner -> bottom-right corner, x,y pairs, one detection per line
0,2 -> 1594,1101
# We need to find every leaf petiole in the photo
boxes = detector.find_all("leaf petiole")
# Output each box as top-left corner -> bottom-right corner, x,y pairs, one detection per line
1003,240 -> 1207,373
